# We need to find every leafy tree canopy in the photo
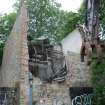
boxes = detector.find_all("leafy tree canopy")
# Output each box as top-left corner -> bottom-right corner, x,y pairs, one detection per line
0,13 -> 16,65
14,0 -> 81,42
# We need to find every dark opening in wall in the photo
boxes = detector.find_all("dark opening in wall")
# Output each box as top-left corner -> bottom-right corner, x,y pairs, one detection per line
69,87 -> 93,99
28,37 -> 67,83
69,87 -> 93,105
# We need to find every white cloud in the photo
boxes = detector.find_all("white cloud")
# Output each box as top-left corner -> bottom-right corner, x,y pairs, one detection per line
0,0 -> 16,14
56,0 -> 83,12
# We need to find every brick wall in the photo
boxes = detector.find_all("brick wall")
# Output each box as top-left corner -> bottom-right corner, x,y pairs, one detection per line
0,5 -> 29,105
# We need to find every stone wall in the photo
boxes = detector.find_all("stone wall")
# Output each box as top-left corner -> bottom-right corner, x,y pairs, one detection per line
0,5 -> 29,105
66,51 -> 91,87
31,51 -> 92,105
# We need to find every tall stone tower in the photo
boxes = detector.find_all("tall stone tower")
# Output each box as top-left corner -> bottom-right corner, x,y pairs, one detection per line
0,5 -> 30,105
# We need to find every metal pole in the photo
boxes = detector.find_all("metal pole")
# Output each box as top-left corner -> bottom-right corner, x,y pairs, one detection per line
29,72 -> 33,105
29,85 -> 33,105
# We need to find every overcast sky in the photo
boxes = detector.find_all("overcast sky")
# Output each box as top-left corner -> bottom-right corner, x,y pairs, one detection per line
0,0 -> 83,14
57,0 -> 83,12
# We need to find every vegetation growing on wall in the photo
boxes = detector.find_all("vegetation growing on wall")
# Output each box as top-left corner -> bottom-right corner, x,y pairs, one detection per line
90,1 -> 105,105
90,57 -> 105,105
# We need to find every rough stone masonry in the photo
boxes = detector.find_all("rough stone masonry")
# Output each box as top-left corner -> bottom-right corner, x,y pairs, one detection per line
0,5 -> 30,105
0,4 -> 92,105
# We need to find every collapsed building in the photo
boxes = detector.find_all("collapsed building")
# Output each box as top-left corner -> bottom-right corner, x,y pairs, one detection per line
28,37 -> 67,83
0,0 -> 100,104
0,4 -> 67,105
0,5 -> 30,105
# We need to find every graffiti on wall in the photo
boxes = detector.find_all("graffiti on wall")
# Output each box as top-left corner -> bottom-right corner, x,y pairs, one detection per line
72,94 -> 93,105
0,87 -> 18,105
69,87 -> 93,105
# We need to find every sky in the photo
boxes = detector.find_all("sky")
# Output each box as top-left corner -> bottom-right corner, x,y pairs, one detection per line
0,0 -> 83,14
57,0 -> 83,12
0,0 -> 16,14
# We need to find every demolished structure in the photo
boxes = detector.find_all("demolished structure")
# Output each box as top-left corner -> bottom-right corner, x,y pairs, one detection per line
28,37 -> 67,83
0,0 -> 100,104
0,4 -> 67,105
0,5 -> 30,105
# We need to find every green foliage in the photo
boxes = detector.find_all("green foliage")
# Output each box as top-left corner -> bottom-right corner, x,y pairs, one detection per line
0,13 -> 16,37
0,0 -> 82,65
63,12 -> 81,36
15,0 -> 63,42
14,0 -> 82,42
92,84 -> 105,105
0,13 -> 16,65
78,0 -> 85,23
90,57 -> 105,105
100,0 -> 105,26
90,1 -> 105,105
0,43 -> 4,65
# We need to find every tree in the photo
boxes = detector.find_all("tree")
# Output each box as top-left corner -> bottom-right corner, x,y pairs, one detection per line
15,0 -> 62,42
100,0 -> 105,26
0,13 -> 16,65
0,0 -> 82,64
14,0 -> 82,42
0,13 -> 16,40
89,0 -> 105,105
